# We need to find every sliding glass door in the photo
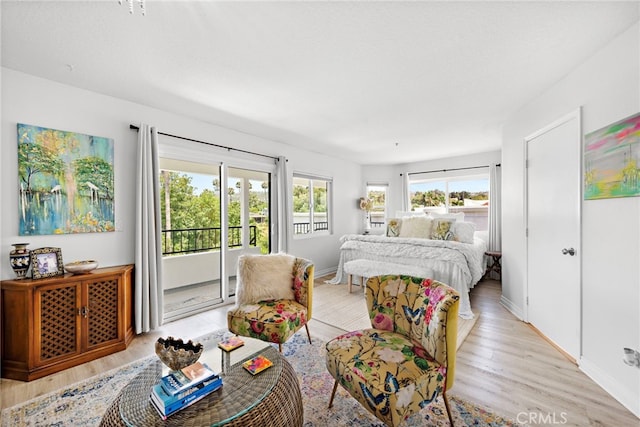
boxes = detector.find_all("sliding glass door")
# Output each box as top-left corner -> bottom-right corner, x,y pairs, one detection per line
159,159 -> 223,322
158,158 -> 273,322
227,167 -> 271,298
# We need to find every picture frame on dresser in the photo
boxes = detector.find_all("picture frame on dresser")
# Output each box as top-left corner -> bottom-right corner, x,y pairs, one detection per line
30,247 -> 64,279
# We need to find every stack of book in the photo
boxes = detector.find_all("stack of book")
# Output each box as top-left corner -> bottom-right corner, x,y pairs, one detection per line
150,361 -> 222,419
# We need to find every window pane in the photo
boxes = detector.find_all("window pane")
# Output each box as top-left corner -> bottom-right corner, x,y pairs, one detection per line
293,175 -> 331,236
409,181 -> 446,211
293,177 -> 310,234
160,170 -> 222,255
158,163 -> 223,319
448,178 -> 489,231
367,185 -> 387,227
249,178 -> 270,254
313,179 -> 328,232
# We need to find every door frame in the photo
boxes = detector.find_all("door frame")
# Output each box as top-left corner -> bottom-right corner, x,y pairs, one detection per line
523,107 -> 583,358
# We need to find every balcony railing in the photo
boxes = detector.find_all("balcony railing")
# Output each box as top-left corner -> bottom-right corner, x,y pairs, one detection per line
162,226 -> 257,256
293,221 -> 328,234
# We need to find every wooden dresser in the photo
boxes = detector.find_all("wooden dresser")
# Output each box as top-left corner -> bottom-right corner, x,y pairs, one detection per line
1,264 -> 134,381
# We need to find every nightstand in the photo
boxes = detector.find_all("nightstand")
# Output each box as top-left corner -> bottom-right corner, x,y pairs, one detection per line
483,251 -> 502,281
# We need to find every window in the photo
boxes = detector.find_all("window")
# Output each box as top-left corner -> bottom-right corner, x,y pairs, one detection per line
293,174 -> 332,236
366,183 -> 388,229
408,174 -> 489,230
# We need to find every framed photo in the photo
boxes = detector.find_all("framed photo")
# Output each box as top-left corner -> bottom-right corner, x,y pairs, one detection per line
30,247 -> 64,279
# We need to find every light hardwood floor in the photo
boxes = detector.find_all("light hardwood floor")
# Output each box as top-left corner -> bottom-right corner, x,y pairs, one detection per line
1,277 -> 638,426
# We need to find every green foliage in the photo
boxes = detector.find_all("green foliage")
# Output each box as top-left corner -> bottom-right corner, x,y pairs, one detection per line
314,187 -> 327,212
293,184 -> 309,212
367,190 -> 385,211
293,182 -> 327,213
160,171 -> 270,254
73,156 -> 114,199
411,189 -> 445,209
160,172 -> 198,229
17,143 -> 64,191
411,189 -> 488,209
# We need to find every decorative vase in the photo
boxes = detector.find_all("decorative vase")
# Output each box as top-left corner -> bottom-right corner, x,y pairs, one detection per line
9,243 -> 31,279
364,211 -> 372,233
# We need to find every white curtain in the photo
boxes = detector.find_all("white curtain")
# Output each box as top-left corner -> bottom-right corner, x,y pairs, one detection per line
401,172 -> 410,212
488,163 -> 502,251
275,156 -> 291,253
135,123 -> 164,333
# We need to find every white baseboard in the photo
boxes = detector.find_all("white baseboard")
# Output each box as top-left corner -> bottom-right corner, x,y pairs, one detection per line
580,357 -> 640,418
315,266 -> 337,279
500,294 -> 524,320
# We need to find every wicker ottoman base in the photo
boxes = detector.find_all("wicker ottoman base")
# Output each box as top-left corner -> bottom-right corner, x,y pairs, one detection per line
100,351 -> 303,427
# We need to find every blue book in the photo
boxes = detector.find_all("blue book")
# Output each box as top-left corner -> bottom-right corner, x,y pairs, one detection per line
159,361 -> 217,396
151,376 -> 222,418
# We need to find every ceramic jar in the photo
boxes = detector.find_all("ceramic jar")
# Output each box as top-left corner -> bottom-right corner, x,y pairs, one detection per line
9,243 -> 31,279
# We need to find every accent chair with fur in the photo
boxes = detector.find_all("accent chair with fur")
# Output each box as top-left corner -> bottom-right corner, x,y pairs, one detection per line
227,253 -> 314,352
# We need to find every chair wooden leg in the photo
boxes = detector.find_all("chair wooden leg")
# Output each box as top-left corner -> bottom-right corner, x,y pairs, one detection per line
278,343 -> 282,353
328,380 -> 339,408
348,274 -> 353,293
443,391 -> 454,426
304,323 -> 312,344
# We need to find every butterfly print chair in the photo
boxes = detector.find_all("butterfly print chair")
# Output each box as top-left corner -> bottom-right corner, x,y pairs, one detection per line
325,275 -> 460,426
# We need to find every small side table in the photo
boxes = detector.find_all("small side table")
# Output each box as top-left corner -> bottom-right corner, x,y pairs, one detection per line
484,251 -> 502,281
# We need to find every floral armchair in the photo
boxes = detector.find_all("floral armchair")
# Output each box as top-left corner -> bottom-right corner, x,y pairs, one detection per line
227,254 -> 314,352
325,275 -> 459,426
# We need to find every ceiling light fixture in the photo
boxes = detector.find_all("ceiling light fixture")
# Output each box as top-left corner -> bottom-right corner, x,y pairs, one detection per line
118,0 -> 145,16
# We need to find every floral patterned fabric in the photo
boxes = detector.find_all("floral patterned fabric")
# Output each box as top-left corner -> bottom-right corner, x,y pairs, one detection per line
228,257 -> 314,345
326,275 -> 459,427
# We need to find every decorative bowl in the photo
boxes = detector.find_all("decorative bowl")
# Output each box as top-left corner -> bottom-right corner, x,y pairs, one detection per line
155,337 -> 203,371
65,260 -> 99,274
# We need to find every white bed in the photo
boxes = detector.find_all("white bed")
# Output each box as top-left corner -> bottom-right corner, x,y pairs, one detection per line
327,233 -> 488,319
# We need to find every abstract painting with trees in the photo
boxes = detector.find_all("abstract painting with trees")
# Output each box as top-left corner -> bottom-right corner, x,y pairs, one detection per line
17,123 -> 115,235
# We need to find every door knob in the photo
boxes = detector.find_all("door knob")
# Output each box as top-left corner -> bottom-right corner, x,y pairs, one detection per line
562,248 -> 576,256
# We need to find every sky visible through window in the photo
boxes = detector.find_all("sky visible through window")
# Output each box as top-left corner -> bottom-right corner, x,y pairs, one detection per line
410,178 -> 488,193
187,173 -> 240,195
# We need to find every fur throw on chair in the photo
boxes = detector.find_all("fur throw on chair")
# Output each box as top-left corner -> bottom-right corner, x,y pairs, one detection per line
235,253 -> 296,306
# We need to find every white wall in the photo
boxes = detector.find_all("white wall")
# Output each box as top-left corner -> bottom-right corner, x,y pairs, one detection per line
502,22 -> 640,416
0,68 -> 362,280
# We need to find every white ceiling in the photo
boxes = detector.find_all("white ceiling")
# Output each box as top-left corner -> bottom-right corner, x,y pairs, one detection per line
2,1 -> 638,165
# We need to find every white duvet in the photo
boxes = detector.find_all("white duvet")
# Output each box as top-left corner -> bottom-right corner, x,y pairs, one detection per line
327,234 -> 488,319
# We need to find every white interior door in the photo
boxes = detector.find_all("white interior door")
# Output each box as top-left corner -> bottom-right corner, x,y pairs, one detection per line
526,110 -> 581,360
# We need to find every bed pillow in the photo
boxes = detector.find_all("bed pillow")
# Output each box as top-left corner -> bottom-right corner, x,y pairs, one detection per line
430,218 -> 456,240
475,230 -> 489,243
235,254 -> 295,305
386,218 -> 402,237
452,221 -> 476,244
399,216 -> 433,239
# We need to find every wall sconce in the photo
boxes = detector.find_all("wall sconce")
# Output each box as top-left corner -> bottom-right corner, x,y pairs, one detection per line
623,348 -> 640,368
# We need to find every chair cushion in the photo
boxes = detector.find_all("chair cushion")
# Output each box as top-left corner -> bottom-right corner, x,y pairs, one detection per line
227,300 -> 307,344
326,328 -> 445,426
235,254 -> 296,305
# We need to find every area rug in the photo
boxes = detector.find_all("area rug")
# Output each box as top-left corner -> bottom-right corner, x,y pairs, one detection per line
313,283 -> 480,350
1,330 -> 517,427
